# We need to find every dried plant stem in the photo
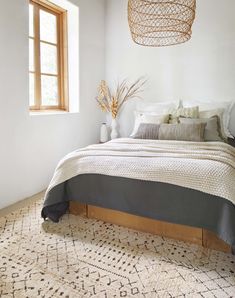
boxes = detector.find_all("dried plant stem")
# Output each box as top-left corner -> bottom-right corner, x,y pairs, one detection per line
96,77 -> 146,119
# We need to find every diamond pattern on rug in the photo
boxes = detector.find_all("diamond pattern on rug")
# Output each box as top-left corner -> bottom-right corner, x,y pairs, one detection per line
0,197 -> 235,297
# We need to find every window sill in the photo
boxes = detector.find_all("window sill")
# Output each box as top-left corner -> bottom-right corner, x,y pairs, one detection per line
30,110 -> 69,116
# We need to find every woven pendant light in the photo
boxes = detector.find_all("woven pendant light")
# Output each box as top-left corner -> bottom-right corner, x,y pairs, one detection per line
128,0 -> 196,47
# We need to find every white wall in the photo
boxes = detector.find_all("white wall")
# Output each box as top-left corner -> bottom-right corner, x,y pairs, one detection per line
0,0 -> 105,209
2,0 -> 235,209
105,0 -> 235,136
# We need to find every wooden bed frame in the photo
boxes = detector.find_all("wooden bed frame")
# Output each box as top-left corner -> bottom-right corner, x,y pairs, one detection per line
69,201 -> 232,254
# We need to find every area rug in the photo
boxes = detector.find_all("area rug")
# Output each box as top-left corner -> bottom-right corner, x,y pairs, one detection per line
0,196 -> 235,298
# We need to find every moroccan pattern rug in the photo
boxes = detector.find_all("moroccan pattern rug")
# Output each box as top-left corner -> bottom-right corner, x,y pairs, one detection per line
0,196 -> 235,298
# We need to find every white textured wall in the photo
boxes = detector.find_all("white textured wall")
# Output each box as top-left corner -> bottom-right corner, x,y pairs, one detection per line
105,0 -> 235,136
0,0 -> 105,209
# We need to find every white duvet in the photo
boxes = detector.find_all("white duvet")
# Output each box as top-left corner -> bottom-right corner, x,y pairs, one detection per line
45,138 -> 235,206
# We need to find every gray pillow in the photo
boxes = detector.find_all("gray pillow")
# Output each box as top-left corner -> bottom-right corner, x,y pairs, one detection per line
133,123 -> 160,139
179,116 -> 223,142
159,123 -> 206,142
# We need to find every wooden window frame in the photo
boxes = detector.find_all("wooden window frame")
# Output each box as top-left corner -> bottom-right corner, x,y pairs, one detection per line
29,0 -> 69,111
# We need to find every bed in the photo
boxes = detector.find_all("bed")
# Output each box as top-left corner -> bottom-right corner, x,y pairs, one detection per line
42,137 -> 235,254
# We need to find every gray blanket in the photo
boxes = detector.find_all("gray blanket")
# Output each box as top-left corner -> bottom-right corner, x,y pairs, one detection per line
42,174 -> 235,254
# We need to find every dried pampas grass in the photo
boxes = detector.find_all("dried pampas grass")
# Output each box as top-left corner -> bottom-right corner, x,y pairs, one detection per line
96,78 -> 146,119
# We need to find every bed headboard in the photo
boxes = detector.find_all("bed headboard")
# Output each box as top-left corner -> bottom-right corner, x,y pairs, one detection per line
229,104 -> 235,137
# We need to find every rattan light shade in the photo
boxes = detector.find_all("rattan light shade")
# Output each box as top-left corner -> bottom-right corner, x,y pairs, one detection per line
128,0 -> 196,47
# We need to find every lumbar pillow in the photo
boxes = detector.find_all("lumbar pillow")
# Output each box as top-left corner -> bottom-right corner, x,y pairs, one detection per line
133,123 -> 160,139
179,116 -> 223,142
169,106 -> 199,124
130,112 -> 169,137
159,123 -> 206,142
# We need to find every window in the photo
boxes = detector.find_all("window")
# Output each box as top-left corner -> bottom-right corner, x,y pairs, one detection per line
29,0 -> 68,111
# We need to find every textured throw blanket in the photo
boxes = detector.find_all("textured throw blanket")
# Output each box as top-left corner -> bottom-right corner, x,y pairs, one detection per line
45,138 -> 235,206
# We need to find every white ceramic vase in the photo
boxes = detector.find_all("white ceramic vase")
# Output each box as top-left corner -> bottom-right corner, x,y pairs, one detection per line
100,123 -> 109,143
111,118 -> 119,139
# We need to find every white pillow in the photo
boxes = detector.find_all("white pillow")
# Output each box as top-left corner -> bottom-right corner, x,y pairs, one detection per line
130,112 -> 169,137
183,100 -> 235,138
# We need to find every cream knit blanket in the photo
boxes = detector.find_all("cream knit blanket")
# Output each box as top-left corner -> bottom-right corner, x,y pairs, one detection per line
45,138 -> 235,205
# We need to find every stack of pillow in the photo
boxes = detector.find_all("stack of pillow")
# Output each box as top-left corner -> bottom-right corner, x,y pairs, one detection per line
131,100 -> 235,142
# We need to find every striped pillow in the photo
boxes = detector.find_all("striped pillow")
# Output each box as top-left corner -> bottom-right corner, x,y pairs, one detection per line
133,123 -> 160,139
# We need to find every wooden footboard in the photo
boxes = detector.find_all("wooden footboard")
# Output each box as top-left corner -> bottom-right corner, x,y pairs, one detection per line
69,202 -> 232,254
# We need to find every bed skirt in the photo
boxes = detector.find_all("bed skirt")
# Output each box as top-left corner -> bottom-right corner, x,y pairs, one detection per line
42,174 -> 235,254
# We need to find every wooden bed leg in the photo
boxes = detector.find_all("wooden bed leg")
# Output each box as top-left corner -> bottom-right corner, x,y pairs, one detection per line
69,201 -> 87,217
